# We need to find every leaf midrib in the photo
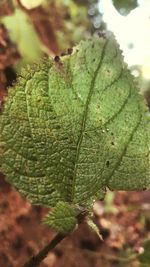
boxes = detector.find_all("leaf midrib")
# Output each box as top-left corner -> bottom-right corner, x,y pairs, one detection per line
71,39 -> 108,201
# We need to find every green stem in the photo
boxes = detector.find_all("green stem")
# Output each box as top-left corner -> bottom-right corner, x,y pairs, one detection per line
22,233 -> 66,267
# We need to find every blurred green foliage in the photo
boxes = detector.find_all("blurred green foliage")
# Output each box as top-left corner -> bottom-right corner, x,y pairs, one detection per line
138,240 -> 150,266
2,9 -> 42,63
49,0 -> 101,50
0,0 -> 100,67
104,191 -> 118,214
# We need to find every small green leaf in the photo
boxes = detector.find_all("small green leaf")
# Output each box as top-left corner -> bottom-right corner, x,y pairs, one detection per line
112,0 -> 138,15
43,201 -> 79,234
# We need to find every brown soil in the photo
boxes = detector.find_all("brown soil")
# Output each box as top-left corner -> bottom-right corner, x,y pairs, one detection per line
0,173 -> 150,267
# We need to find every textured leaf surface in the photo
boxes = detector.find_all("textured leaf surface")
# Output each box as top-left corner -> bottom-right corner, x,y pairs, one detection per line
0,34 -> 150,215
43,201 -> 79,233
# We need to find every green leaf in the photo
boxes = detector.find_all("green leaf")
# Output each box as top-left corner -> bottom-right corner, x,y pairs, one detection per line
112,0 -> 138,15
0,34 -> 149,232
43,201 -> 80,234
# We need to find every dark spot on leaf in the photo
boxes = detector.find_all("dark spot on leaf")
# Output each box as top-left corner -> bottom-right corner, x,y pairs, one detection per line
106,160 -> 110,167
0,144 -> 5,149
111,141 -> 115,146
55,125 -> 61,129
98,31 -> 106,39
31,156 -> 38,161
54,55 -> 60,62
26,132 -> 32,138
143,187 -> 147,191
93,58 -> 96,62
67,48 -> 73,55
92,43 -> 95,49
62,136 -> 68,140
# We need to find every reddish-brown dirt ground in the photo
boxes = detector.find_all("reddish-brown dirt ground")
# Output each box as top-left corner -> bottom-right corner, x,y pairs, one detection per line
1,173 -> 150,267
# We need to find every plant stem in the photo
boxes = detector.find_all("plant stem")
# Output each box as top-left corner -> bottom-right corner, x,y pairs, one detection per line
22,233 -> 66,267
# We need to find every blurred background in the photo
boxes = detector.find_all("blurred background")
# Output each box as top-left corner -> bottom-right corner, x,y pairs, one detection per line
0,1 -> 150,267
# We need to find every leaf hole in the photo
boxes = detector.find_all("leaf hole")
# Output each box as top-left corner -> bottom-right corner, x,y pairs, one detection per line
98,32 -> 106,39
31,156 -> 38,161
55,125 -> 61,129
106,160 -> 110,167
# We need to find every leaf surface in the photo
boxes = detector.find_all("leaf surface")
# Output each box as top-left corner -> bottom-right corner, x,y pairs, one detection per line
0,34 -> 150,225
43,201 -> 79,233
